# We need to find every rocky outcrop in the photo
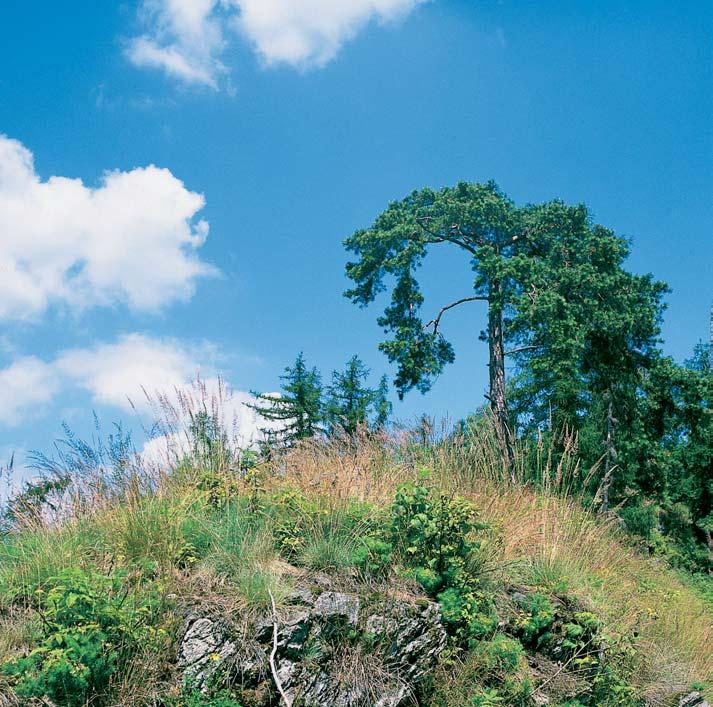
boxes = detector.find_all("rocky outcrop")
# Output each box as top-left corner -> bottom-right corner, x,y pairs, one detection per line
178,615 -> 237,689
679,693 -> 711,707
178,588 -> 447,706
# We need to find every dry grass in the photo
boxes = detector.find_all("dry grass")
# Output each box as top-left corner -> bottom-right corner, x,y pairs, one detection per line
1,416 -> 711,704
274,426 -> 713,700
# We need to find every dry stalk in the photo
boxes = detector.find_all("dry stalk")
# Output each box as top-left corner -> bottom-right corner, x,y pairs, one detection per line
268,588 -> 292,707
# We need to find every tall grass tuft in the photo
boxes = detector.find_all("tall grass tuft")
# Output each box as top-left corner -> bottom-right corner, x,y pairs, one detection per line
272,422 -> 713,699
0,402 -> 710,703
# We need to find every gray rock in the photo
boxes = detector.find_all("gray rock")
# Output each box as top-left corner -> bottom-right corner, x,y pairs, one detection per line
511,591 -> 528,607
276,658 -> 298,690
313,591 -> 361,626
179,617 -> 236,691
255,609 -> 311,653
280,610 -> 311,655
178,590 -> 447,705
179,618 -> 221,666
367,601 -> 447,683
295,669 -> 369,707
680,693 -> 711,707
375,685 -> 412,707
286,587 -> 315,606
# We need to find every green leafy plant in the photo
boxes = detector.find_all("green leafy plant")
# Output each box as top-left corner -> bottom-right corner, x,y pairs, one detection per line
517,592 -> 555,646
430,633 -> 532,707
0,569 -> 166,706
353,535 -> 394,577
470,688 -> 505,706
165,687 -> 244,706
389,480 -> 488,595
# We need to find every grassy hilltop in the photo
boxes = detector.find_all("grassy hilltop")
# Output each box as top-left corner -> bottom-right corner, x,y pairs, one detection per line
0,420 -> 710,707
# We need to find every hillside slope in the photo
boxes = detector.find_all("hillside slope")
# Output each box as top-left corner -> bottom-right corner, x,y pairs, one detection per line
0,430 -> 710,706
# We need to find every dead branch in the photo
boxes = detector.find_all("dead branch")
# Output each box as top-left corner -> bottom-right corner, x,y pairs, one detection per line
268,588 -> 292,707
424,296 -> 488,334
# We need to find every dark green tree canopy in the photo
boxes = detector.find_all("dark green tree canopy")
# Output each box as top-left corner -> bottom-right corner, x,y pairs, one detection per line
344,181 -> 667,449
249,352 -> 323,447
345,181 -> 519,400
508,200 -> 668,429
326,356 -> 392,436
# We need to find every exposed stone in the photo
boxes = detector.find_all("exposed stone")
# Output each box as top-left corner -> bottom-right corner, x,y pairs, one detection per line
285,586 -> 315,606
511,591 -> 528,607
178,588 -> 447,705
179,617 -> 236,691
313,591 -> 361,626
375,685 -> 412,707
679,692 -> 711,707
365,600 -> 447,683
255,608 -> 311,653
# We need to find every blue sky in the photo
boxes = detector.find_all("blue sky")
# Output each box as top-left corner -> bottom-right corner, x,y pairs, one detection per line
1,0 -> 711,477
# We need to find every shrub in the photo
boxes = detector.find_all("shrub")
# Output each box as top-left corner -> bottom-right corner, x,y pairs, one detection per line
517,593 -> 555,646
389,480 -> 489,595
0,569 -> 167,706
435,585 -> 498,643
429,633 -> 532,707
620,503 -> 658,539
353,535 -> 393,577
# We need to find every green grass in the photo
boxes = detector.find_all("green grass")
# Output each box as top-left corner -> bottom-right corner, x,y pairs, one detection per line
0,522 -> 102,606
0,430 -> 711,706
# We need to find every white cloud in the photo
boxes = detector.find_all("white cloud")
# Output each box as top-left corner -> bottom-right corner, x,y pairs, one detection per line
55,333 -> 206,411
0,134 -> 215,321
0,357 -> 60,426
235,0 -> 428,68
2,334 -> 275,452
126,0 -> 227,88
126,0 -> 427,87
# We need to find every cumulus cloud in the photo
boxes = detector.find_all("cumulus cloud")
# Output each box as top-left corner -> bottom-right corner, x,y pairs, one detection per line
0,357 -> 60,426
126,0 -> 227,88
235,0 -> 428,68
55,334 -> 204,412
126,0 -> 427,87
2,334 -> 274,452
0,134 -> 214,321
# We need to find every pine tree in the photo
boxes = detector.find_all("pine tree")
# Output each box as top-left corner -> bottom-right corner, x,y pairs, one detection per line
249,352 -> 323,447
344,182 -> 518,458
344,183 -> 667,470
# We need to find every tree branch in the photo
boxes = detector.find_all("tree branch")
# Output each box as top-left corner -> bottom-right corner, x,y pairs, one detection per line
424,296 -> 489,335
504,345 -> 540,357
415,218 -> 479,255
449,223 -> 485,247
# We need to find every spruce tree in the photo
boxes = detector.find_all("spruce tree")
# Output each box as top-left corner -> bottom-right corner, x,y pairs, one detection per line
325,355 -> 374,436
249,352 -> 323,447
373,374 -> 392,430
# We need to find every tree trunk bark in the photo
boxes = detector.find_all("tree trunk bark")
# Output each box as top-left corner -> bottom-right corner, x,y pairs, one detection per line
487,279 -> 514,471
600,396 -> 616,514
